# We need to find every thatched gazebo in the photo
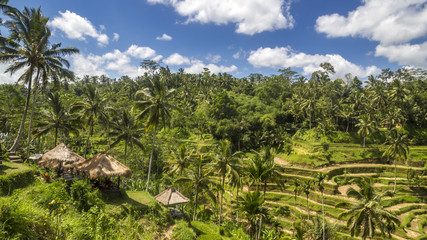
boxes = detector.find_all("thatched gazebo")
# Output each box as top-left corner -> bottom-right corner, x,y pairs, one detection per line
155,187 -> 190,206
37,143 -> 85,169
73,153 -> 131,180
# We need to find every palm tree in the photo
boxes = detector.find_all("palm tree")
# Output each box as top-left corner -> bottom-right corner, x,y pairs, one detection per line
33,92 -> 79,147
168,144 -> 193,177
110,110 -> 144,165
175,153 -> 217,221
211,139 -> 242,225
236,191 -> 268,239
383,130 -> 409,192
314,173 -> 328,240
291,179 -> 301,237
300,179 -> 313,221
136,73 -> 178,192
0,5 -> 78,153
245,146 -> 284,240
356,114 -> 375,148
71,84 -> 109,158
337,177 -> 400,239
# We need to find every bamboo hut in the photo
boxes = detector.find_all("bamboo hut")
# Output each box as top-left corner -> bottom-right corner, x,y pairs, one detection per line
155,187 -> 190,206
37,143 -> 84,168
72,153 -> 131,179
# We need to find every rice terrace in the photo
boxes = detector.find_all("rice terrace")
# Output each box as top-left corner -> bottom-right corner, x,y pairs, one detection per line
0,0 -> 427,239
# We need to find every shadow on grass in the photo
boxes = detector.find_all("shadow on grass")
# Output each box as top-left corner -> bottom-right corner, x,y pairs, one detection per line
0,163 -> 14,174
101,190 -> 159,217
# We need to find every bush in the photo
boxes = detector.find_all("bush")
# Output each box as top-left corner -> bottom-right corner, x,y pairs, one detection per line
172,220 -> 197,240
70,180 -> 103,212
31,180 -> 69,209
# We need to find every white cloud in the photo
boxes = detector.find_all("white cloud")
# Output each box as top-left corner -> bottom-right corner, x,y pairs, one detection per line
156,33 -> 173,41
113,33 -> 120,42
164,53 -> 191,65
206,54 -> 221,63
71,45 -> 162,78
126,45 -> 157,59
247,46 -> 380,79
315,0 -> 427,45
375,42 -> 427,68
184,60 -> 237,74
147,0 -> 294,35
233,49 -> 247,59
0,64 -> 23,84
49,10 -> 110,46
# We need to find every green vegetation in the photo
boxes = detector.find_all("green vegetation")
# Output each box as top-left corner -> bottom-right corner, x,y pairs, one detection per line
0,2 -> 426,239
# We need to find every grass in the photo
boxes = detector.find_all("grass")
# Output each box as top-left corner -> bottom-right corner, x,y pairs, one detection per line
0,160 -> 31,175
102,190 -> 160,217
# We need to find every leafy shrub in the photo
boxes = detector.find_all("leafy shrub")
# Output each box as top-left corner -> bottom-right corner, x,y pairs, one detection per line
0,190 -> 54,239
31,180 -> 69,209
70,180 -> 103,212
172,220 -> 197,240
69,205 -> 116,240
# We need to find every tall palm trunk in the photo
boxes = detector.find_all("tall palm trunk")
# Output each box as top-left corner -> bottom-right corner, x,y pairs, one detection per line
257,181 -> 267,240
321,190 -> 325,240
393,159 -> 397,193
26,70 -> 41,158
84,119 -> 93,158
306,194 -> 310,221
9,71 -> 33,152
146,125 -> 157,192
293,192 -> 297,237
236,183 -> 239,222
124,140 -> 128,165
193,185 -> 199,221
54,126 -> 58,147
219,174 -> 225,225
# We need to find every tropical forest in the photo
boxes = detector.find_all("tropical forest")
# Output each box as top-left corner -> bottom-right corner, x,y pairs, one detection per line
0,1 -> 426,240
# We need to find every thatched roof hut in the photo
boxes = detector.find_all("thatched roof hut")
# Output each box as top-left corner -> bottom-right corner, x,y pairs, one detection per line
155,187 -> 190,206
72,153 -> 131,179
37,143 -> 84,168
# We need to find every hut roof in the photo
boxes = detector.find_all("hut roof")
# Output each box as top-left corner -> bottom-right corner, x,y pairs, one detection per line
155,187 -> 190,206
73,153 -> 131,179
37,143 -> 84,168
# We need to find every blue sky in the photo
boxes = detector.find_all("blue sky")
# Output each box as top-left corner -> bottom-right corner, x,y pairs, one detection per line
1,0 -> 427,83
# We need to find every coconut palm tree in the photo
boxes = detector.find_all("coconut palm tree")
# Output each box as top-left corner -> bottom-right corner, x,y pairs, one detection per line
300,179 -> 313,221
291,178 -> 301,237
71,84 -> 109,158
236,191 -> 268,239
356,114 -> 375,148
337,177 -> 400,239
383,130 -> 409,192
168,144 -> 193,177
110,110 -> 144,165
211,139 -> 242,225
175,153 -> 217,221
33,92 -> 79,147
314,173 -> 328,240
136,72 -> 178,192
0,5 -> 78,153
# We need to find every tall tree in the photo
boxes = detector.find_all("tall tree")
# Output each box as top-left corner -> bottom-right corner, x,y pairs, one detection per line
33,92 -> 79,147
71,84 -> 109,158
236,191 -> 268,239
300,179 -> 313,221
136,72 -> 178,192
383,130 -> 409,192
291,179 -> 301,238
211,139 -> 242,225
175,153 -> 216,221
0,5 -> 79,153
314,173 -> 328,240
356,114 -> 375,148
337,177 -> 400,239
110,110 -> 144,165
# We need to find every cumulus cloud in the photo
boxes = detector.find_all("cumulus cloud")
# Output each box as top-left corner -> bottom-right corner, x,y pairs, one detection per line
71,45 -> 161,78
184,60 -> 237,74
315,0 -> 427,46
147,0 -> 294,35
156,33 -> 173,41
206,54 -> 221,63
164,53 -> 191,65
0,65 -> 23,84
113,33 -> 120,42
49,10 -> 110,46
247,46 -> 380,79
126,45 -> 157,59
375,42 -> 427,68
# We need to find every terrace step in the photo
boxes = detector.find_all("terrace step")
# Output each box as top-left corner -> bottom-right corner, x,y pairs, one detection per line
7,152 -> 23,163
